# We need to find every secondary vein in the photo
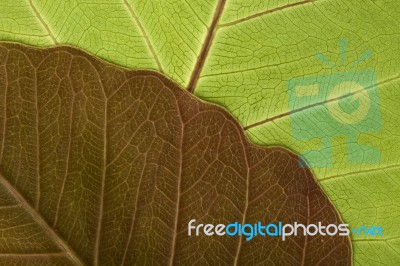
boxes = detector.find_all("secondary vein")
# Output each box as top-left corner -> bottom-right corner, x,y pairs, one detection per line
233,121 -> 250,266
219,0 -> 317,28
27,0 -> 58,44
169,100 -> 185,266
93,64 -> 108,266
244,74 -> 400,130
123,0 -> 163,72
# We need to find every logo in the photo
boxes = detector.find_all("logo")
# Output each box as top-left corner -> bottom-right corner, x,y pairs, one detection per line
351,225 -> 384,237
287,38 -> 382,168
188,219 -> 350,241
187,219 -> 384,241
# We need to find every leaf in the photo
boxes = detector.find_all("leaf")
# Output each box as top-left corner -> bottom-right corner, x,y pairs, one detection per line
196,2 -> 400,265
1,0 -> 398,264
0,43 -> 351,265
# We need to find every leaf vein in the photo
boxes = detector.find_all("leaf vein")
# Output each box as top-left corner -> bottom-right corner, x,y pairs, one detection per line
27,0 -> 58,44
244,74 -> 400,130
123,0 -> 163,72
0,173 -> 85,265
187,0 -> 226,93
219,0 -> 317,28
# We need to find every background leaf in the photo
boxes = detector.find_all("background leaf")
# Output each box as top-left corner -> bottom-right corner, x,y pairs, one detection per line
0,0 -> 399,264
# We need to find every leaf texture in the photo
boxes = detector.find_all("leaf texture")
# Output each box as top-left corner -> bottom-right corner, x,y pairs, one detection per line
2,1 -> 399,264
0,43 -> 351,265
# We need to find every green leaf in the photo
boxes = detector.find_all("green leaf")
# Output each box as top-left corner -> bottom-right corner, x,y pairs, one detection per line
1,0 -> 399,264
0,43 -> 351,265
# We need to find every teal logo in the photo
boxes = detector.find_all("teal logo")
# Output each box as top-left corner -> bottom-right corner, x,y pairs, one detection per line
287,39 -> 381,168
351,225 -> 383,237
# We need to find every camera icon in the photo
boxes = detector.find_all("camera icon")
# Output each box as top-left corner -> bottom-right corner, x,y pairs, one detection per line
287,69 -> 381,168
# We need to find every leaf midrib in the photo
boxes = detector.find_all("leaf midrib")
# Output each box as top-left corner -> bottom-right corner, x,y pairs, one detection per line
0,173 -> 85,266
187,0 -> 318,93
187,0 -> 226,93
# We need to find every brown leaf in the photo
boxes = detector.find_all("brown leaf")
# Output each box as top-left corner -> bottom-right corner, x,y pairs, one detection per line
0,43 -> 351,265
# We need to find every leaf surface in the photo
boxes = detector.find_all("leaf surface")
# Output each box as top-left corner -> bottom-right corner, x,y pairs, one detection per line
0,43 -> 351,265
1,1 -> 399,264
